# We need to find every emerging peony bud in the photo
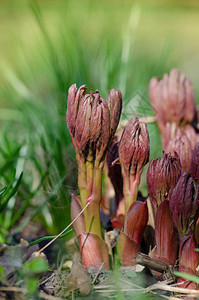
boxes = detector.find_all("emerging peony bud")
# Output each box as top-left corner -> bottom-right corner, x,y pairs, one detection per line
190,142 -> 199,181
119,118 -> 150,179
162,122 -> 180,150
149,76 -> 168,133
154,200 -> 178,266
78,233 -> 110,270
147,152 -> 181,215
66,84 -> 87,137
182,124 -> 197,150
116,200 -> 148,266
74,90 -> 110,162
124,201 -> 148,245
149,68 -> 196,132
162,123 -> 197,151
178,235 -> 199,289
165,133 -> 192,173
170,172 -> 199,238
119,118 -> 150,212
66,84 -> 122,164
117,232 -> 140,266
107,89 -> 123,139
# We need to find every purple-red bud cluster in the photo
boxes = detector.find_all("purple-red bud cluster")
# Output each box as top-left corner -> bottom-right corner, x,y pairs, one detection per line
170,172 -> 199,238
147,152 -> 181,214
67,84 -> 122,163
149,68 -> 196,131
119,117 -> 150,180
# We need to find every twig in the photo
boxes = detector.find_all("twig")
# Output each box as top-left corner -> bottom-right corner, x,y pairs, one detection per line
135,253 -> 175,274
38,201 -> 90,254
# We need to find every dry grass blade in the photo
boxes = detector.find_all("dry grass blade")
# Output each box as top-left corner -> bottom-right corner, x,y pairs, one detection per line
170,280 -> 190,287
94,278 -> 199,299
119,278 -> 143,289
38,202 -> 90,254
145,281 -> 199,295
39,291 -> 63,300
92,262 -> 105,284
151,292 -> 180,300
94,284 -> 114,290
0,287 -> 26,293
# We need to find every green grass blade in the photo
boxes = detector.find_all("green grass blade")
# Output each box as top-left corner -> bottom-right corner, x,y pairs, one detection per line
15,175 -> 66,233
0,172 -> 23,212
0,187 -> 7,201
174,271 -> 199,284
29,228 -> 73,246
9,171 -> 49,228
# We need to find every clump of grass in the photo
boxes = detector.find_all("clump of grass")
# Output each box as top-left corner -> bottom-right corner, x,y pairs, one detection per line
0,0 -> 190,249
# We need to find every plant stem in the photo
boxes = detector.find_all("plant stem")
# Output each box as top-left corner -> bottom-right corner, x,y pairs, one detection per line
87,201 -> 101,236
123,173 -> 131,214
86,149 -> 94,193
86,167 -> 103,237
123,174 -> 139,213
78,159 -> 90,222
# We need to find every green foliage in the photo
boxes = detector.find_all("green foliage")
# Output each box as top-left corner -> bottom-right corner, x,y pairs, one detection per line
29,228 -> 73,246
0,171 -> 23,242
20,257 -> 49,298
21,256 -> 49,298
23,257 -> 49,274
0,241 -> 49,298
0,172 -> 23,213
0,266 -> 6,281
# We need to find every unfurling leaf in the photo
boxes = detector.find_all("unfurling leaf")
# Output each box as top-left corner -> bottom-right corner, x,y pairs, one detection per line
78,233 -> 109,270
117,232 -> 140,266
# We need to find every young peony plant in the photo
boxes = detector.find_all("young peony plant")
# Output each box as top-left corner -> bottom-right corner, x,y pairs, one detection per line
149,68 -> 198,171
119,117 -> 150,213
116,118 -> 150,266
66,84 -> 122,269
169,171 -> 199,239
149,68 -> 196,132
64,69 -> 199,293
147,152 -> 182,216
154,199 -> 178,267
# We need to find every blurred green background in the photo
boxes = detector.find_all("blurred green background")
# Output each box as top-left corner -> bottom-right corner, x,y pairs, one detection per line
0,0 -> 199,242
